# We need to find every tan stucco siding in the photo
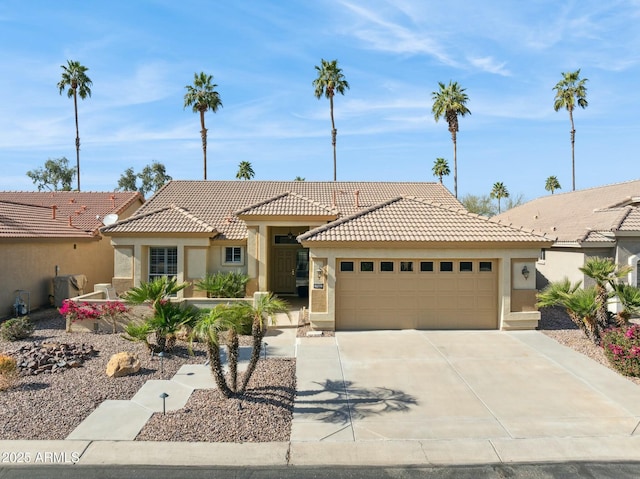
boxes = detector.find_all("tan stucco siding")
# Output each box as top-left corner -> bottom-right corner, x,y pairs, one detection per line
303,244 -> 545,331
537,248 -> 586,288
0,238 -> 110,316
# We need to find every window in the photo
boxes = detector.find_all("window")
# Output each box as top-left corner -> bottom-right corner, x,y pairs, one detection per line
440,261 -> 453,272
460,261 -> 473,272
149,247 -> 177,281
539,249 -> 546,261
400,261 -> 413,272
224,246 -> 243,265
420,261 -> 434,272
360,261 -> 374,272
380,261 -> 394,272
340,261 -> 354,272
479,261 -> 493,272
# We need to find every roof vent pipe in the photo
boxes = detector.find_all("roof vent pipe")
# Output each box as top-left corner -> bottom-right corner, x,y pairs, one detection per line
51,205 -> 57,219
354,190 -> 360,208
68,216 -> 72,227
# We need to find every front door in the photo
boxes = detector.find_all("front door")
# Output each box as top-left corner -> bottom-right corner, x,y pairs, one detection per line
272,248 -> 297,294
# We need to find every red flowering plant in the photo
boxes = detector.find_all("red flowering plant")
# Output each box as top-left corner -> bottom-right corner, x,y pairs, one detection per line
59,300 -> 100,332
602,324 -> 640,377
98,301 -> 130,334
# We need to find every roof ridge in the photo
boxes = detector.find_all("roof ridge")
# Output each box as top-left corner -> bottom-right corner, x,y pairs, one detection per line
170,205 -> 216,231
298,197 -> 403,241
234,192 -> 290,215
101,205 -> 173,230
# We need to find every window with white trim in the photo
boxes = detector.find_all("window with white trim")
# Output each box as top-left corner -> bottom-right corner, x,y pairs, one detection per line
224,246 -> 244,265
149,247 -> 177,281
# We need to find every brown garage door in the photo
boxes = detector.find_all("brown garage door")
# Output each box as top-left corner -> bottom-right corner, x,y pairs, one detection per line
335,259 -> 498,330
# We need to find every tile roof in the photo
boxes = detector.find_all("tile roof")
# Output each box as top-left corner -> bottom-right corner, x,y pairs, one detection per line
493,179 -> 640,244
101,205 -> 217,234
298,197 -> 552,243
103,181 -> 461,240
0,191 -> 143,236
235,192 -> 339,217
0,201 -> 93,239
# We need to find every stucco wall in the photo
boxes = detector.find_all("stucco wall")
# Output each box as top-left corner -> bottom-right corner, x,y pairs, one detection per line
0,237 -> 111,317
304,245 -> 544,331
536,248 -> 586,288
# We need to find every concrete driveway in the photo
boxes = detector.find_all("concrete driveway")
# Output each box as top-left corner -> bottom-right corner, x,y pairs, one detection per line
290,330 -> 640,465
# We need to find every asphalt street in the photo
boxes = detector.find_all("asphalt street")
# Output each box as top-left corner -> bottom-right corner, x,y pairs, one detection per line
2,463 -> 640,479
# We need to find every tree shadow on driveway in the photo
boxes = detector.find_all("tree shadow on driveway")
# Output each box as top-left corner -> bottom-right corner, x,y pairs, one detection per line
295,379 -> 417,424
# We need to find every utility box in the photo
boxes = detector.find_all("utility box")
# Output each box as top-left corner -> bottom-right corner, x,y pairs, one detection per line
53,274 -> 88,307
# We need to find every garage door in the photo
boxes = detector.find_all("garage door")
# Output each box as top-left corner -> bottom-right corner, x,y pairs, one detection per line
335,259 -> 498,330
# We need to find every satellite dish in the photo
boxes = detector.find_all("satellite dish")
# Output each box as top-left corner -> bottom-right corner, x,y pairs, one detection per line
102,213 -> 119,226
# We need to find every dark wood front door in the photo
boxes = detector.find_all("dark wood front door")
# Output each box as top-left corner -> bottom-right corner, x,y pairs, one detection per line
272,248 -> 297,294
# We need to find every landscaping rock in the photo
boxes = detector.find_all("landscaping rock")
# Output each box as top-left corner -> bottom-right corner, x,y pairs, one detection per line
106,351 -> 141,378
9,342 -> 98,375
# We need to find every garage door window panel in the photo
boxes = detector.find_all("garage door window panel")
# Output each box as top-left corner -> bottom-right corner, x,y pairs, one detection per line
340,261 -> 355,272
360,261 -> 374,272
479,261 -> 493,272
400,261 -> 414,272
460,261 -> 473,272
420,261 -> 434,272
380,261 -> 394,272
440,261 -> 453,272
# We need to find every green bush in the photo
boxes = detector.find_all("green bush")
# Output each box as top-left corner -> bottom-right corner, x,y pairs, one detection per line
602,324 -> 640,377
195,271 -> 250,298
1,317 -> 35,341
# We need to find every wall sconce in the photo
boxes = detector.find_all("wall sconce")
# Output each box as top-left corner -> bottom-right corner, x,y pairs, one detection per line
521,265 -> 530,280
315,261 -> 326,280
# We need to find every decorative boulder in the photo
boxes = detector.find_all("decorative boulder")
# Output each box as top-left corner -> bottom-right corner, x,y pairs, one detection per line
106,352 -> 141,378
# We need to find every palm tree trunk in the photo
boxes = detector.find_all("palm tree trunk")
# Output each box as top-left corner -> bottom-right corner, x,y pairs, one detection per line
207,341 -> 233,398
569,109 -> 575,191
330,94 -> 337,182
452,132 -> 458,198
228,330 -> 239,392
73,89 -> 81,191
200,110 -> 208,180
238,319 -> 264,394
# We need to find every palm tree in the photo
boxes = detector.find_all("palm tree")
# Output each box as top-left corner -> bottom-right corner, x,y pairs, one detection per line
313,59 -> 349,181
236,161 -> 255,180
58,60 -> 92,191
490,182 -> 510,213
432,158 -> 450,184
553,69 -> 588,191
239,293 -> 289,393
545,175 -> 562,194
294,176 -> 306,181
184,72 -> 222,180
432,81 -> 471,198
579,257 -> 631,331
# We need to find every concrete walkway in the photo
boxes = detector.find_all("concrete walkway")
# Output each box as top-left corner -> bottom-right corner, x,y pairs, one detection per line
2,329 -> 640,467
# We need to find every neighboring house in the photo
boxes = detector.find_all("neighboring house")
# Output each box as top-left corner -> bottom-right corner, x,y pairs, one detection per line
493,179 -> 640,290
0,191 -> 143,316
101,181 -> 551,331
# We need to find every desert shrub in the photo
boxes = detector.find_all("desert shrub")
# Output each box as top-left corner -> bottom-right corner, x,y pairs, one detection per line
1,316 -> 35,341
0,353 -> 18,391
602,324 -> 640,377
98,301 -> 130,333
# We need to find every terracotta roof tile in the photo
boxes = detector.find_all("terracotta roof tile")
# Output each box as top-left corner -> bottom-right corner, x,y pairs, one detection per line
618,207 -> 640,231
0,201 -> 92,238
104,181 -> 461,240
0,191 -> 143,235
101,205 -> 217,234
235,192 -> 338,217
299,197 -> 552,243
493,179 -> 640,243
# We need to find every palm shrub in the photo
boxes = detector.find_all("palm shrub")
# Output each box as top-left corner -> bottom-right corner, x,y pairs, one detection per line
121,276 -> 193,353
602,324 -> 640,377
194,271 -> 250,298
613,283 -> 640,326
1,316 -> 35,341
537,279 -> 602,344
579,257 -> 631,330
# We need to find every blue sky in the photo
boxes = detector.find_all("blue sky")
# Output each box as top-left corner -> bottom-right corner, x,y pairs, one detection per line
1,1 -> 639,202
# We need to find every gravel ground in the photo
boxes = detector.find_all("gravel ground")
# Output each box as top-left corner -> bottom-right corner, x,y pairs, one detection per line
0,308 -> 296,442
538,306 -> 640,387
1,306 -> 638,442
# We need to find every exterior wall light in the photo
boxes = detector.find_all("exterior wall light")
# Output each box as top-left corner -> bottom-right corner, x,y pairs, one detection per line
521,265 -> 530,280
